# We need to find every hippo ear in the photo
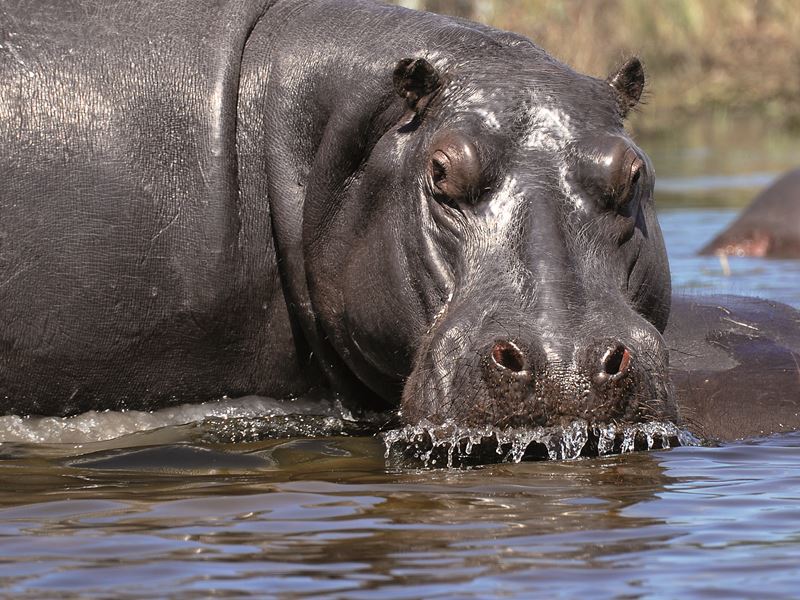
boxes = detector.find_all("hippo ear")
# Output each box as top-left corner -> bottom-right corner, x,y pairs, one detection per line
393,57 -> 441,113
608,57 -> 645,117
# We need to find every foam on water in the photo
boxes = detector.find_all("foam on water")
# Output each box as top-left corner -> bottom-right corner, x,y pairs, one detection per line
0,395 -> 360,444
382,419 -> 700,467
0,394 -> 700,467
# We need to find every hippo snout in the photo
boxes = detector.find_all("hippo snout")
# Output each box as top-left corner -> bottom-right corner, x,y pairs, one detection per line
402,322 -> 676,430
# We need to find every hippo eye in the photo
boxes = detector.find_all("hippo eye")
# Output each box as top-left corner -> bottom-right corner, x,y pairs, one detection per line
426,131 -> 482,205
430,150 -> 451,192
614,151 -> 645,213
621,160 -> 641,202
577,135 -> 650,221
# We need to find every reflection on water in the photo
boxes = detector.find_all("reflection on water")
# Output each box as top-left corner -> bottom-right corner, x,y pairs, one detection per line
2,115 -> 800,596
644,114 -> 800,208
2,434 -> 800,597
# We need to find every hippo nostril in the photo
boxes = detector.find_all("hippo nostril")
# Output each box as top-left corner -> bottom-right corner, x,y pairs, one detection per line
601,343 -> 632,378
491,340 -> 526,373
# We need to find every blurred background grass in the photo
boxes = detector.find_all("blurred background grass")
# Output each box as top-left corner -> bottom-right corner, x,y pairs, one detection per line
392,0 -> 800,134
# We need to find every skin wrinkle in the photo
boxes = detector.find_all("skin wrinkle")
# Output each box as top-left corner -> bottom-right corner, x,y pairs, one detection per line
442,328 -> 479,416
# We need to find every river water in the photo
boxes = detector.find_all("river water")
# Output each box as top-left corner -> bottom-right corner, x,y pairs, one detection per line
2,117 -> 800,598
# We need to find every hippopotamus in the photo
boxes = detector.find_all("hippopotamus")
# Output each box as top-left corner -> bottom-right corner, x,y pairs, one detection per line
665,295 -> 800,440
1,0 -> 798,443
700,168 -> 800,258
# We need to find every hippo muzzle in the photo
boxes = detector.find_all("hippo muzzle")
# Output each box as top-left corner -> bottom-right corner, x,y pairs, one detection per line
402,297 -> 675,429
399,165 -> 675,430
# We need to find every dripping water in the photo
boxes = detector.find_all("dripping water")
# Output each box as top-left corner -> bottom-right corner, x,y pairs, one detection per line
382,419 -> 700,468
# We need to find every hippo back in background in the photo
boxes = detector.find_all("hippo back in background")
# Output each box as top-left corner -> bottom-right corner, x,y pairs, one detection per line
700,168 -> 800,258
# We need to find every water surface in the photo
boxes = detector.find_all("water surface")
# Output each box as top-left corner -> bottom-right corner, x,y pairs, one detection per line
2,432 -> 800,598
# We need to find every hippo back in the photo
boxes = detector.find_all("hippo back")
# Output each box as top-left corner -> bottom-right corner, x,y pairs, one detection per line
0,0 -> 304,413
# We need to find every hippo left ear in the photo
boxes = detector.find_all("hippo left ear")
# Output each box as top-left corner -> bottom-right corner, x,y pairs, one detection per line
607,57 -> 645,117
393,57 -> 441,114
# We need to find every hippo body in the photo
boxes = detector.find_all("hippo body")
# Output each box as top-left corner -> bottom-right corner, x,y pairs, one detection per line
0,0 -> 798,441
666,295 -> 800,440
700,169 -> 800,258
0,0 -> 304,414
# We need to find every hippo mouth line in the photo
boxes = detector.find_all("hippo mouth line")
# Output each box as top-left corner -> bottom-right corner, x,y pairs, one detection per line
382,418 -> 699,468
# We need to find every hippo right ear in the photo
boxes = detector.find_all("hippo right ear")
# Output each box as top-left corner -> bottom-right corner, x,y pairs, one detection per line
607,57 -> 645,117
393,58 -> 441,114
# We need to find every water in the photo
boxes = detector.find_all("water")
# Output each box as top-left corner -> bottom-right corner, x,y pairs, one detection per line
660,209 -> 800,307
2,433 -> 800,598
382,419 -> 696,467
650,115 -> 800,307
2,116 -> 800,597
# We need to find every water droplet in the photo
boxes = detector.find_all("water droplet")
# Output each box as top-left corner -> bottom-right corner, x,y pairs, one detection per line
381,419 -> 698,468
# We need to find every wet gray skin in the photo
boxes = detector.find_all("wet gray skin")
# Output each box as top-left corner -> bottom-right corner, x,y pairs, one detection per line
330,56 -> 676,429
11,1 -> 800,443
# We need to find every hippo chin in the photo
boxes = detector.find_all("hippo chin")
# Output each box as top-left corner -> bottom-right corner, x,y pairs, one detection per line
0,0 -> 797,443
700,168 -> 800,258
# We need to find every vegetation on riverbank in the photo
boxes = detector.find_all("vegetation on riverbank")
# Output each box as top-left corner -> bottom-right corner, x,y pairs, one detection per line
393,0 -> 800,133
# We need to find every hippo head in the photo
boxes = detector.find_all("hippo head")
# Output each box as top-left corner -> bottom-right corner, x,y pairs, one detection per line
301,42 -> 675,430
